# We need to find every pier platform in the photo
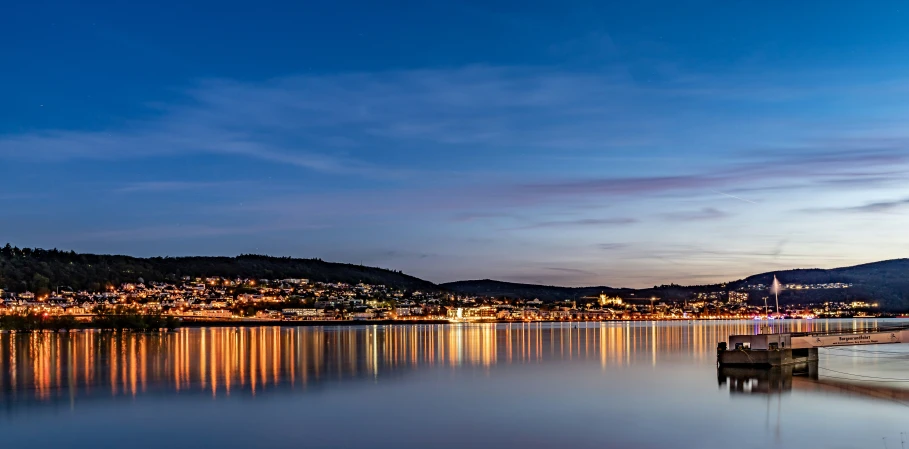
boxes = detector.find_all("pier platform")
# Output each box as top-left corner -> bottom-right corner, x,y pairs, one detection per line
717,325 -> 909,368
717,346 -> 817,368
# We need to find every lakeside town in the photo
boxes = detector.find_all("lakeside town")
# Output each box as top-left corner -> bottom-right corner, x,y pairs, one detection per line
0,276 -> 889,324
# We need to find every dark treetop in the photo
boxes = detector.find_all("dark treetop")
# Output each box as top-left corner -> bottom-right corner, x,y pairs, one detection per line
0,245 -> 436,295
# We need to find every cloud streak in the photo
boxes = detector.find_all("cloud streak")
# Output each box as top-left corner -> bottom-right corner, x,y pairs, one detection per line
805,197 -> 909,214
115,181 -> 248,193
75,222 -> 326,241
510,217 -> 638,230
597,243 -> 629,251
5,64 -> 909,287
6,65 -> 907,178
515,147 -> 909,203
544,267 -> 597,275
711,190 -> 757,204
661,208 -> 730,222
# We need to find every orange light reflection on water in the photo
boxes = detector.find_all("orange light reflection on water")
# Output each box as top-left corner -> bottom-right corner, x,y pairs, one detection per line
0,320 -> 877,404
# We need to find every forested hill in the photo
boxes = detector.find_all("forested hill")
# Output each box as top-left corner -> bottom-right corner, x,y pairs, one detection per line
736,259 -> 909,287
0,246 -> 438,294
441,279 -> 710,303
440,279 -> 631,302
4,245 -> 909,310
729,259 -> 909,309
444,259 -> 909,309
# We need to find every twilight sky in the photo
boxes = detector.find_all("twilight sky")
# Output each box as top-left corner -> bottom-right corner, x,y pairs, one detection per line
3,1 -> 909,287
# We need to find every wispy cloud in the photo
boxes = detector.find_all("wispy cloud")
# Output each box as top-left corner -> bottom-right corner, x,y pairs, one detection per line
377,250 -> 437,260
76,223 -> 324,241
450,212 -> 520,223
6,63 -> 909,288
661,207 -> 730,222
804,197 -> 909,214
711,190 -> 757,204
7,65 -> 903,180
0,128 -> 394,176
516,147 -> 909,203
544,267 -> 597,275
510,217 -> 638,230
629,243 -> 842,264
115,181 -> 247,193
215,141 -> 909,227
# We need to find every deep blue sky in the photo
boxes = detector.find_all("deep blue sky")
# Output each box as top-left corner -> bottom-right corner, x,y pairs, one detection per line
3,1 -> 909,287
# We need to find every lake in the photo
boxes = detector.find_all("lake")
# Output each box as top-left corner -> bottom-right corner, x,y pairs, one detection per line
2,320 -> 909,449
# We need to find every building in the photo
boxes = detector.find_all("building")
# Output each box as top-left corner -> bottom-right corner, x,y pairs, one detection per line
728,291 -> 749,304
188,309 -> 232,319
448,306 -> 497,320
283,308 -> 327,319
598,294 -> 623,307
351,310 -> 377,320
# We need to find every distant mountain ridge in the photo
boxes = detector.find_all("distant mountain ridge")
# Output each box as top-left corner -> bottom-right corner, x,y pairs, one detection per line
443,259 -> 909,310
440,279 -> 629,302
737,259 -> 909,287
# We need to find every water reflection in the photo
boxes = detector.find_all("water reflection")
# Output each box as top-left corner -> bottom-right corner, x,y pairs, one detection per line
720,364 -> 909,407
4,320 -> 909,449
1,320 -> 896,409
718,365 -> 814,395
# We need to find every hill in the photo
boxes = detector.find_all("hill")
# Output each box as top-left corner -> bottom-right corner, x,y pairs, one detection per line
4,244 -> 909,310
444,259 -> 909,310
729,259 -> 909,309
0,245 -> 437,294
441,279 -> 725,303
440,279 -> 629,302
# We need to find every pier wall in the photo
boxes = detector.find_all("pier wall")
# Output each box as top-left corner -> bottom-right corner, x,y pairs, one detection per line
718,348 -> 817,368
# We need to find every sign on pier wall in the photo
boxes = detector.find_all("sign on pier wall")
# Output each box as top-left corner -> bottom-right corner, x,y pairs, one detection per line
791,331 -> 904,349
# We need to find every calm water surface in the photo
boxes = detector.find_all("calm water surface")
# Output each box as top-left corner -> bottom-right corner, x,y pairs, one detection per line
2,320 -> 909,449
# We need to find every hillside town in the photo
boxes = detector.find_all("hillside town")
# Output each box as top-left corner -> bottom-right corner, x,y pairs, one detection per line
0,276 -> 886,323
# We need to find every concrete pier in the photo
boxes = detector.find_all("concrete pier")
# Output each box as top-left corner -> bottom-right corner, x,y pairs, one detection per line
717,325 -> 909,368
717,346 -> 818,368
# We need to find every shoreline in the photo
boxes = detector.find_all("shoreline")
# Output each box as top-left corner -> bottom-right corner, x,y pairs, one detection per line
182,316 -> 899,328
179,319 -> 451,327
2,316 -> 904,333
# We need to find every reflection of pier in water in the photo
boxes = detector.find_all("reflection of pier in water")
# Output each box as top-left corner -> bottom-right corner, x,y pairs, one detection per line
718,359 -> 909,444
718,363 -> 816,395
719,363 -> 909,405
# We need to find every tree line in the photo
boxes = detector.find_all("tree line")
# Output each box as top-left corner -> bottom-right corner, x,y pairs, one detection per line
0,244 -> 437,295
0,306 -> 180,332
